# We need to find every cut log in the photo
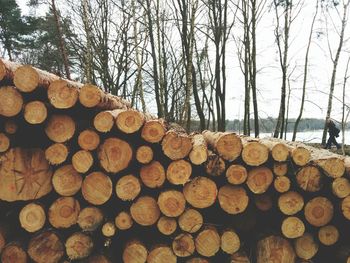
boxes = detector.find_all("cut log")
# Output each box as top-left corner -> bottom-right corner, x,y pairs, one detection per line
186,258 -> 210,263
205,150 -> 226,176
178,209 -> 203,234
273,162 -> 288,176
167,159 -> 192,185
183,176 -> 218,209
157,216 -> 177,235
291,145 -> 310,166
0,58 -> 20,81
130,196 -> 160,226
274,176 -> 291,193
157,190 -> 186,217
123,240 -> 148,263
218,185 -> 249,215
48,196 -> 80,228
226,164 -> 248,185
98,137 -> 133,173
246,167 -> 273,194
78,129 -> 100,151
220,229 -> 240,254
28,231 -> 64,263
141,119 -> 166,143
136,145 -> 153,164
254,194 -> 273,212
189,133 -> 208,165
202,130 -> 242,161
48,80 -> 79,109
1,243 -> 28,263
115,211 -> 133,230
0,227 -> 6,253
0,132 -> 10,152
0,86 -> 23,117
102,221 -> 117,237
260,139 -> 290,162
162,129 -> 192,160
52,164 -> 82,196
115,109 -> 145,134
278,191 -> 304,216
116,174 -> 141,201
147,245 -> 177,263
241,139 -> 269,166
19,203 -> 46,232
45,143 -> 69,165
256,235 -> 296,263
4,119 -> 18,134
24,101 -> 47,124
318,225 -> 339,246
296,165 -> 322,192
230,251 -> 251,263
140,161 -> 166,188
93,110 -> 118,133
172,233 -> 195,257
72,150 -> 94,173
77,206 -> 104,231
65,232 -> 94,260
82,172 -> 112,205
332,177 -> 350,198
341,195 -> 350,220
294,233 -> 318,260
195,227 -> 220,257
304,197 -> 333,227
0,148 -> 52,201
79,83 -> 130,109
45,114 -> 76,143
281,216 -> 305,239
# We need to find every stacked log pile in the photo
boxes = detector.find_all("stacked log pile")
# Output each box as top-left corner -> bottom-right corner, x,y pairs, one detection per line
1,58 -> 350,262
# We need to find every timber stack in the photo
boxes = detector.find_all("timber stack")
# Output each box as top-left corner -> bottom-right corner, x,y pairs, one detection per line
1,58 -> 350,263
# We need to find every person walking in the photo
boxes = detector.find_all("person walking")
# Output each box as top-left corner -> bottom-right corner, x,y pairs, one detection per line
325,118 -> 341,149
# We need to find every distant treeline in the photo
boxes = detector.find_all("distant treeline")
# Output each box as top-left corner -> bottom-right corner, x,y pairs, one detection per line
189,118 -> 350,133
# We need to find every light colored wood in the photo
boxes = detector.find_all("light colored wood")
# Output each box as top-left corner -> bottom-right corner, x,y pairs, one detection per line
0,58 -> 20,81
72,150 -> 94,173
158,190 -> 186,217
48,196 -> 80,228
65,232 -> 94,260
205,150 -> 226,176
0,132 -> 10,152
291,146 -> 310,166
123,240 -> 148,263
202,130 -> 242,161
157,216 -> 177,235
102,221 -> 116,237
4,119 -> 18,134
98,137 -> 132,173
82,172 -> 112,205
274,176 -> 291,193
241,139 -> 269,166
78,129 -> 100,151
52,164 -> 82,196
281,216 -> 305,239
115,211 -> 133,230
116,174 -> 141,201
186,258 -> 210,263
19,203 -> 46,232
0,227 -> 5,254
273,162 -> 288,176
28,231 -> 64,263
256,235 -> 295,263
130,196 -> 160,226
93,109 -> 119,133
294,233 -> 318,260
0,86 -> 23,117
77,206 -> 104,231
230,251 -> 251,263
48,79 -> 79,109
341,195 -> 350,220
254,194 -> 273,212
226,164 -> 248,185
115,109 -> 145,134
278,191 -> 304,216
183,176 -> 218,209
1,243 -> 28,263
221,229 -> 240,254
24,101 -> 47,124
172,233 -> 195,257
136,145 -> 153,164
195,227 -> 221,257
332,177 -> 350,198
167,159 -> 192,185
218,185 -> 249,215
141,119 -> 166,143
260,139 -> 290,162
0,148 -> 52,201
140,161 -> 166,188
147,245 -> 176,263
304,197 -> 333,227
246,167 -> 273,194
162,129 -> 192,160
45,114 -> 76,143
296,165 -> 322,192
189,133 -> 208,165
178,208 -> 203,233
45,143 -> 69,165
318,225 -> 339,246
